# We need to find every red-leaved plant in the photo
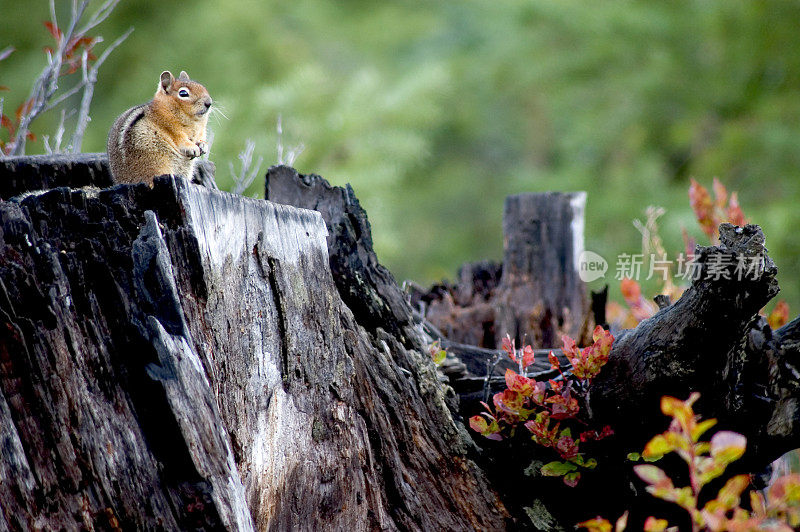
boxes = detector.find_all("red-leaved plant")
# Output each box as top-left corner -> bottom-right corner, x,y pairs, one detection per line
579,393 -> 800,532
469,326 -> 614,486
611,179 -> 789,330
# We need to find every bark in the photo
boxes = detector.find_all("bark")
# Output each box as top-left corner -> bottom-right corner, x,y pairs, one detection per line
2,156 -> 799,530
432,222 -> 800,527
267,165 -> 800,526
0,153 -> 217,200
0,159 -> 507,531
409,193 -> 592,350
494,193 -> 591,348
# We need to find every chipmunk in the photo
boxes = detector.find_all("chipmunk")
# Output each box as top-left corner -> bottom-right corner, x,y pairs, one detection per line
107,70 -> 212,186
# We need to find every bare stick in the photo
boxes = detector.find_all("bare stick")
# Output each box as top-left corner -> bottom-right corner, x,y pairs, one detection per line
230,139 -> 263,195
70,26 -> 132,152
0,47 -> 14,62
9,1 -> 86,155
77,0 -> 122,36
6,0 -> 127,157
275,115 -> 304,166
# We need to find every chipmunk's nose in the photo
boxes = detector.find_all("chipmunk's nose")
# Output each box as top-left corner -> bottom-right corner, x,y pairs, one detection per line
204,98 -> 212,109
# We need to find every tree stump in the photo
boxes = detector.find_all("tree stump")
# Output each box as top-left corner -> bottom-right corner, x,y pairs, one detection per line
493,192 -> 591,348
2,156 -> 800,530
0,159 -> 507,531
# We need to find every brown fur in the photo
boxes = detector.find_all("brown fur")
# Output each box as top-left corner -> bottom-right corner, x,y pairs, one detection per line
107,70 -> 212,185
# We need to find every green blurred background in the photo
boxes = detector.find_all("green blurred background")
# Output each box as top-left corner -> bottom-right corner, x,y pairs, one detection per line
1,0 -> 798,311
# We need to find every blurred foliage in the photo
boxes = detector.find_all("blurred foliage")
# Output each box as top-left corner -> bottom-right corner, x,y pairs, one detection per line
2,0 -> 799,309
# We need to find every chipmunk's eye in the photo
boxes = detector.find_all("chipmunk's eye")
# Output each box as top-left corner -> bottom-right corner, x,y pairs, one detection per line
178,88 -> 190,98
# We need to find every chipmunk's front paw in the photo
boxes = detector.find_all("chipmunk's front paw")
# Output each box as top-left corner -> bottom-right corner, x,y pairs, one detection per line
197,141 -> 208,156
180,144 -> 202,159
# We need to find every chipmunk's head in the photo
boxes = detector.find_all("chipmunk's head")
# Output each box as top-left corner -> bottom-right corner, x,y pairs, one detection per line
154,70 -> 212,121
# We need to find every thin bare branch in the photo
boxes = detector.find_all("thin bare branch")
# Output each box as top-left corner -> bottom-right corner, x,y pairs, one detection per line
44,108 -> 73,153
77,0 -> 121,36
10,1 -> 128,155
0,47 -> 14,62
70,27 -> 132,153
231,140 -> 264,195
49,0 -> 58,33
92,26 -> 132,70
42,79 -> 85,112
275,115 -> 305,166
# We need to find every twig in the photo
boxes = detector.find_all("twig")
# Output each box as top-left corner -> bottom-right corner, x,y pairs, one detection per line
70,26 -> 132,152
5,0 -> 128,156
230,139 -> 263,195
77,0 -> 121,36
43,108 -> 73,154
276,115 -> 304,166
0,46 -> 14,62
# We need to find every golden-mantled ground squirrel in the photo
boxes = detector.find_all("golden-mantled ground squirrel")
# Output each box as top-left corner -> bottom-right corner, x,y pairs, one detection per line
107,70 -> 212,185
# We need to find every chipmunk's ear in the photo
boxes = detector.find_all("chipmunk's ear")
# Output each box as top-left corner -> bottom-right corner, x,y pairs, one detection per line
160,71 -> 174,93
178,71 -> 190,82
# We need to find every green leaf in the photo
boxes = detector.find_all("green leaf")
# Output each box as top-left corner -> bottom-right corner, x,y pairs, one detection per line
563,471 -> 581,487
642,434 -> 673,460
627,452 -> 640,461
691,418 -> 717,442
541,460 -> 578,477
433,348 -> 446,365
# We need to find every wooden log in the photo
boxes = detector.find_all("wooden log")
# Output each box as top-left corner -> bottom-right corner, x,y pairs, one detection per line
0,153 -> 216,200
493,192 -> 592,348
0,161 -> 508,530
409,192 -> 592,350
265,165 -> 510,527
5,156 -> 799,529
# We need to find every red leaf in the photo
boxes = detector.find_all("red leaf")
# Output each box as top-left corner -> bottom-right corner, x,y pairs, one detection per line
712,177 -> 728,210
561,334 -> 580,361
555,434 -> 579,459
468,415 -> 487,433
547,392 -> 579,420
15,98 -> 34,122
501,335 -> 516,363
521,344 -> 535,369
563,471 -> 581,487
504,368 -> 533,394
43,20 -> 62,41
548,350 -> 560,370
1,114 -> 15,136
768,300 -> 790,330
689,178 -> 717,238
726,191 -> 746,227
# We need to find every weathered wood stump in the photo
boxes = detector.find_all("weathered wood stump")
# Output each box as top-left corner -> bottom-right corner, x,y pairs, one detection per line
410,192 -> 592,350
493,192 -> 591,348
2,156 -> 800,530
0,158 -> 507,530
